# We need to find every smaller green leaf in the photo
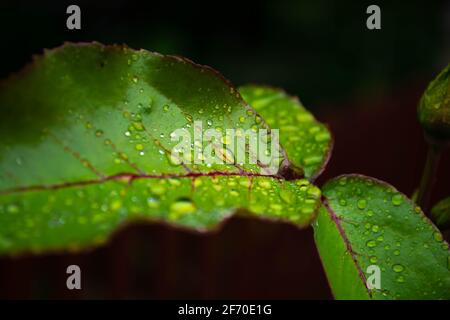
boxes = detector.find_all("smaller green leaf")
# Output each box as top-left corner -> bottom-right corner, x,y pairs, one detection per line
418,63 -> 450,143
239,85 -> 332,180
431,197 -> 450,230
314,174 -> 450,300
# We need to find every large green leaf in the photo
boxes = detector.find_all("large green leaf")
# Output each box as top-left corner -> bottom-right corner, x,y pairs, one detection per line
240,85 -> 332,180
314,174 -> 450,299
0,43 -> 327,254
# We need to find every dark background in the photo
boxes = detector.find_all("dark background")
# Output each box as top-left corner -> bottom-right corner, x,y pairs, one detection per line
0,0 -> 449,299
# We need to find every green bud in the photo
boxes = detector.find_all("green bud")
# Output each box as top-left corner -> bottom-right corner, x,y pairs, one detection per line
431,197 -> 450,230
418,63 -> 450,143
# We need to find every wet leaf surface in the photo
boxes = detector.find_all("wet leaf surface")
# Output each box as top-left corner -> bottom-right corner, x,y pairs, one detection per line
314,174 -> 450,299
240,85 -> 332,180
0,43 -> 328,254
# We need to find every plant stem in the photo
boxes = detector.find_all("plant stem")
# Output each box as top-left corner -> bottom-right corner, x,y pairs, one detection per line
416,143 -> 442,214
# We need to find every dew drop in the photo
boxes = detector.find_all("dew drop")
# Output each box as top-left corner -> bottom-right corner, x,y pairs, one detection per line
280,189 -> 295,204
150,184 -> 166,196
357,199 -> 367,210
295,179 -> 310,187
314,131 -> 331,142
110,200 -> 122,211
170,200 -> 196,215
7,204 -> 19,214
119,152 -> 128,160
307,187 -> 321,200
133,122 -> 144,131
270,203 -> 283,212
168,179 -> 181,187
143,106 -> 152,114
433,232 -> 443,242
230,190 -> 240,197
396,276 -> 405,283
147,197 -> 159,208
227,180 -> 237,187
258,180 -> 271,189
303,155 -> 322,166
366,240 -> 377,248
391,194 -> 403,206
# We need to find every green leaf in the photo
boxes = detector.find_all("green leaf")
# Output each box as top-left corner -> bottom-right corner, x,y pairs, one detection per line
239,85 -> 332,180
0,43 -> 324,254
314,174 -> 450,300
431,197 -> 450,230
418,63 -> 450,143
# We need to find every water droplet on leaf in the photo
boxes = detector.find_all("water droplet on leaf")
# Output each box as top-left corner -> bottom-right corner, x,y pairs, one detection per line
392,194 -> 403,206
357,199 -> 367,210
392,264 -> 404,273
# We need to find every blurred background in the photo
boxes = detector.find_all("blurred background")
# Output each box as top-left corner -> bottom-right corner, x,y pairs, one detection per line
0,0 -> 449,299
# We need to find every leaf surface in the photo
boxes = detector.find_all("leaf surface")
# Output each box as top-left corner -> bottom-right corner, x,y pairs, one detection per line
0,43 -> 326,254
314,174 -> 450,299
